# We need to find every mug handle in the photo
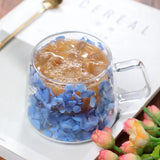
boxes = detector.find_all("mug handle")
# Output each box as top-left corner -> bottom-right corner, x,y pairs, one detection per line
113,59 -> 151,102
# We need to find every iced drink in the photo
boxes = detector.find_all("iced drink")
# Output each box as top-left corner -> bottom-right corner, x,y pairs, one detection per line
28,35 -> 115,143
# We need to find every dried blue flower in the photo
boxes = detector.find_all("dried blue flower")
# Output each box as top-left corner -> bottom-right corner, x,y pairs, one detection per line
81,36 -> 87,41
86,38 -> 95,45
65,84 -> 75,92
56,36 -> 65,40
108,103 -> 114,110
77,131 -> 91,141
72,124 -> 81,132
41,108 -> 49,119
72,92 -> 81,100
83,120 -> 98,131
28,105 -> 36,119
28,95 -> 37,105
73,105 -> 81,113
59,114 -> 70,122
87,89 -> 96,96
54,129 -> 73,142
60,119 -> 76,131
81,91 -> 89,98
90,96 -> 96,108
47,87 -> 55,96
31,119 -> 41,130
37,78 -> 46,89
72,113 -> 85,122
102,88 -> 114,102
75,84 -> 86,92
50,125 -> 59,132
48,111 -> 59,125
44,130 -> 53,137
63,90 -> 73,98
98,80 -> 109,91
106,67 -> 113,82
67,100 -> 77,107
97,42 -> 104,51
36,88 -> 49,104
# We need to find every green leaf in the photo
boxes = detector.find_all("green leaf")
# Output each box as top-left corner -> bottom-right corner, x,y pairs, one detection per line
151,144 -> 160,160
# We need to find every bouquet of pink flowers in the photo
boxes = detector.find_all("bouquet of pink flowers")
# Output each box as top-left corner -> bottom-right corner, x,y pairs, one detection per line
91,105 -> 160,160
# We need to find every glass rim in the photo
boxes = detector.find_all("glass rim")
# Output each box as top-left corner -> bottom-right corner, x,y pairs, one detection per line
32,31 -> 113,85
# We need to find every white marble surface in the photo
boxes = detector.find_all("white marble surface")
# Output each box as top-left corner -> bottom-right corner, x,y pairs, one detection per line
0,0 -> 160,159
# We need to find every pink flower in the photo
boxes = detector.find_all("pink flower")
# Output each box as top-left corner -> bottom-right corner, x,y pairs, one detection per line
103,126 -> 112,135
142,119 -> 159,136
124,118 -> 150,148
91,129 -> 115,149
119,153 -> 141,160
144,105 -> 160,121
120,141 -> 137,154
98,150 -> 118,160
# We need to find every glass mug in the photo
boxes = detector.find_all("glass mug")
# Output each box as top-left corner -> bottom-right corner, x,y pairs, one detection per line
27,31 -> 150,143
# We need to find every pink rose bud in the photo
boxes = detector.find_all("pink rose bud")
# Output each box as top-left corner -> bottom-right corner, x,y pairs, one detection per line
119,153 -> 141,160
142,119 -> 159,137
91,129 -> 115,149
144,105 -> 160,121
103,126 -> 112,135
120,141 -> 137,154
124,118 -> 150,148
98,150 -> 118,160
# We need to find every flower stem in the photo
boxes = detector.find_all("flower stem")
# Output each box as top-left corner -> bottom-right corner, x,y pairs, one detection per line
141,156 -> 160,160
139,120 -> 160,131
143,107 -> 160,126
113,145 -> 126,154
150,136 -> 160,142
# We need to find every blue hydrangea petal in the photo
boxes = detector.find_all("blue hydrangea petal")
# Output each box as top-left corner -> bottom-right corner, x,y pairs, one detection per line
81,91 -> 89,98
60,119 -> 75,130
86,38 -> 95,45
48,111 -> 59,125
83,119 -> 98,131
98,80 -> 107,90
67,100 -> 76,106
75,84 -> 86,92
30,66 -> 35,76
72,124 -> 81,132
64,90 -> 73,98
65,85 -> 75,91
50,97 -> 58,106
47,87 -> 55,96
72,114 -> 85,122
103,88 -> 114,101
73,105 -> 81,113
31,119 -> 41,130
28,95 -> 37,105
36,88 -> 50,104
65,105 -> 73,113
77,131 -> 91,141
54,130 -> 68,141
44,130 -> 53,137
56,36 -> 65,40
59,114 -> 70,121
108,103 -> 114,110
87,89 -> 96,96
28,106 -> 36,118
106,67 -> 113,82
97,42 -> 104,51
59,106 -> 65,113
81,37 -> 87,41
50,125 -> 59,132
72,92 -> 81,100
34,112 -> 42,120
41,108 -> 49,119
90,96 -> 96,108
